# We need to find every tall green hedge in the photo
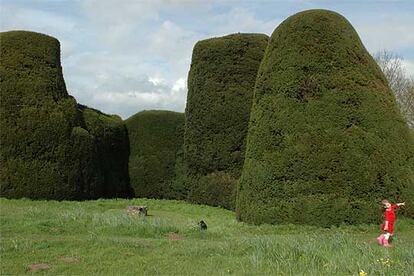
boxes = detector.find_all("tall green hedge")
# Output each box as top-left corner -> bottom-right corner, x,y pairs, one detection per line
184,33 -> 269,209
0,31 -> 132,199
126,110 -> 185,199
79,105 -> 133,198
236,10 -> 414,226
0,31 -> 80,199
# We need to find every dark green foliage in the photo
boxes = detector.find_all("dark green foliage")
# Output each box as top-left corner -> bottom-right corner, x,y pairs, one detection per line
0,31 -> 132,199
126,110 -> 185,199
68,125 -> 102,198
187,172 -> 238,210
0,31 -> 80,199
79,105 -> 133,198
185,33 -> 269,209
236,10 -> 414,226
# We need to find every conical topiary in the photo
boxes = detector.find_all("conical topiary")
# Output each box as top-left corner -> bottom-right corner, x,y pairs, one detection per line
236,10 -> 414,226
184,33 -> 269,209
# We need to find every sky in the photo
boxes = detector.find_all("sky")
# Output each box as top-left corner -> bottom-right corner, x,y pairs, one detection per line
1,0 -> 413,119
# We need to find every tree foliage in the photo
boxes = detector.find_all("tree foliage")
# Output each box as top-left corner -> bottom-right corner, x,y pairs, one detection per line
236,10 -> 414,226
373,50 -> 414,128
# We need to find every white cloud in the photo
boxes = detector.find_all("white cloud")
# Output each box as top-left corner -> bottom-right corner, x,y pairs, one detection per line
149,21 -> 198,60
61,48 -> 187,118
356,15 -> 414,52
81,0 -> 211,26
172,78 -> 186,92
0,3 -> 79,59
83,76 -> 187,119
209,7 -> 280,36
0,4 -> 76,33
148,77 -> 166,86
64,2 -> 203,118
81,0 -> 160,25
2,1 -> 413,120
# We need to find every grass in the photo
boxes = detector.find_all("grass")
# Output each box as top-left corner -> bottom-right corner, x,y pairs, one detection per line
1,198 -> 413,275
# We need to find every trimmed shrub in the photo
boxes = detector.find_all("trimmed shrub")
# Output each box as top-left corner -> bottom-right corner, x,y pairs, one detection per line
0,31 -> 132,199
236,10 -> 414,226
68,125 -> 102,198
79,105 -> 133,198
187,172 -> 238,210
184,33 -> 269,209
126,110 -> 185,199
0,31 -> 81,199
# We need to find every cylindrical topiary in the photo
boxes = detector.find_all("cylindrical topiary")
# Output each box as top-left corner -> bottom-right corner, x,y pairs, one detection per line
236,10 -> 414,226
0,31 -> 82,199
126,110 -> 185,199
0,31 -> 133,199
184,33 -> 269,209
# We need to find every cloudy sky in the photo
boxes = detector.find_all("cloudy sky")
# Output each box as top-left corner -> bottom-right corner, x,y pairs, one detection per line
1,0 -> 413,119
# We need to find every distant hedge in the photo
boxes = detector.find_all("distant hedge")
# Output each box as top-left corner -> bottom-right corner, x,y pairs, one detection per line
79,105 -> 133,198
0,31 -> 132,199
236,10 -> 414,226
126,110 -> 185,199
184,33 -> 269,209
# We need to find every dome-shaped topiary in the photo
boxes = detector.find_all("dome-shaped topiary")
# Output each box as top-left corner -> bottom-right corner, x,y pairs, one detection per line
184,33 -> 269,209
236,10 -> 414,226
126,110 -> 185,199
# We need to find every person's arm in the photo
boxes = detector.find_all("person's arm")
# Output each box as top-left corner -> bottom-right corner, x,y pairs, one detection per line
392,202 -> 405,209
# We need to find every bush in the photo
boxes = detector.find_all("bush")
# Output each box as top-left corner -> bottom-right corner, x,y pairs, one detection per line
0,31 -> 132,199
184,33 -> 268,209
126,110 -> 185,199
0,31 -> 81,199
68,126 -> 102,198
188,172 -> 238,210
79,105 -> 133,198
236,10 -> 414,226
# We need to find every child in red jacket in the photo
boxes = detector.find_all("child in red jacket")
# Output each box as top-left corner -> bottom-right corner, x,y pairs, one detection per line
377,200 -> 405,247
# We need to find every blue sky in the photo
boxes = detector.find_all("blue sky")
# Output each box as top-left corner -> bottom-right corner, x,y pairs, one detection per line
1,0 -> 413,118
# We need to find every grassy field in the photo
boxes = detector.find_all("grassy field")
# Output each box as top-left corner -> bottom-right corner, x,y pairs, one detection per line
0,198 -> 413,275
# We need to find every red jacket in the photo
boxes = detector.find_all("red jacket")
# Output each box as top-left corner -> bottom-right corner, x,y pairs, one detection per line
381,204 -> 398,234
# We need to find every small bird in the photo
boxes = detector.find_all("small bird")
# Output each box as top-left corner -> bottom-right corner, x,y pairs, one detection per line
198,220 -> 207,230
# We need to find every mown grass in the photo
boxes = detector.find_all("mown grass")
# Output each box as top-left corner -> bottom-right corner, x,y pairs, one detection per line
0,198 -> 413,275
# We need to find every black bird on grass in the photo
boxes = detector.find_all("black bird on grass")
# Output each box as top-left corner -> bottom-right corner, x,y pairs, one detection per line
198,220 -> 207,230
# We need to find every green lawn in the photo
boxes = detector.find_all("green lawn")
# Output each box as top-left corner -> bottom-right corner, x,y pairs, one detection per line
1,198 -> 413,275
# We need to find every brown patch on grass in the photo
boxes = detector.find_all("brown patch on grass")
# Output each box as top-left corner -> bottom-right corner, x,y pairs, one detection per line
28,263 -> 50,272
166,232 -> 182,240
58,256 -> 80,263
